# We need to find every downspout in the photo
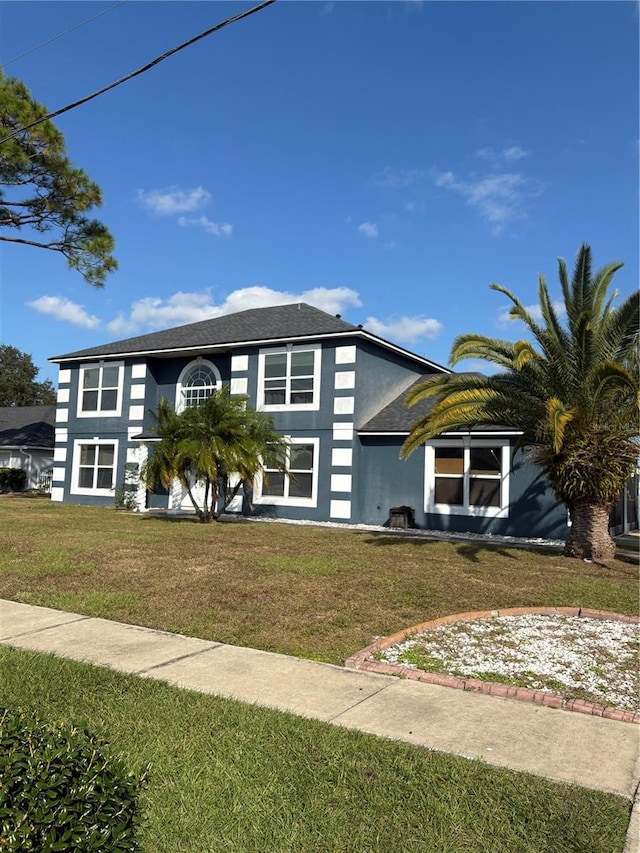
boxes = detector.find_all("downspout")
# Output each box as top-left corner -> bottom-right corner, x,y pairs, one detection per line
19,446 -> 32,489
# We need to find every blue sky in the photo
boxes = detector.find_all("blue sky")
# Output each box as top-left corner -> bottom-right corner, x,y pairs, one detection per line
1,0 -> 638,385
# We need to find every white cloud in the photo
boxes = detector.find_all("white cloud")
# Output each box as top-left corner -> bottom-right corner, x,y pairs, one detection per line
137,186 -> 211,216
107,286 -> 362,336
177,216 -> 233,237
497,300 -> 567,327
476,145 -> 529,163
434,169 -> 528,235
364,315 -> 443,344
369,166 -> 426,188
503,145 -> 528,161
358,222 -> 379,238
27,296 -> 100,329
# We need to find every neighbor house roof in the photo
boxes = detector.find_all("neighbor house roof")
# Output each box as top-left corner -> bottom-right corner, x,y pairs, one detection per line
0,406 -> 56,448
49,303 -> 449,374
359,377 -> 519,435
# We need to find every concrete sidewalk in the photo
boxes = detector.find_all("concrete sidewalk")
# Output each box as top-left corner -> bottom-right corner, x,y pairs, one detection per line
1,599 -> 639,839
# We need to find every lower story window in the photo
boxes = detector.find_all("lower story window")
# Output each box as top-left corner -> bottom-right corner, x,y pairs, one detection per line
425,440 -> 509,517
71,440 -> 118,495
256,438 -> 318,507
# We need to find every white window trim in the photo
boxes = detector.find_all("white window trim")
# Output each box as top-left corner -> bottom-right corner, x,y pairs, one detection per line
424,439 -> 510,518
175,358 -> 222,412
257,343 -> 321,412
76,361 -> 124,418
70,438 -> 119,496
254,436 -> 319,508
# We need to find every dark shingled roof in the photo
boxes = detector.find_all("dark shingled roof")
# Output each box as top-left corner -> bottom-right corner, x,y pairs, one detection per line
359,377 -> 519,434
359,376 -> 437,432
0,406 -> 56,448
51,303 -> 360,362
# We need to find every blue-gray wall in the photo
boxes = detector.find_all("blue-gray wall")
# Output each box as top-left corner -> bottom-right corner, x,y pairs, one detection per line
53,340 -> 569,541
355,435 -> 570,540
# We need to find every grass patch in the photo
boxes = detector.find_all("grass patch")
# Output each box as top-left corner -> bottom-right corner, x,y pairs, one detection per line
553,577 -> 639,615
0,646 -> 631,853
0,499 -> 637,664
20,590 -> 144,621
0,545 -> 94,578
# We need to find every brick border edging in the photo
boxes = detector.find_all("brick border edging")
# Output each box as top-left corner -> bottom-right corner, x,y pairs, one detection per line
344,607 -> 640,725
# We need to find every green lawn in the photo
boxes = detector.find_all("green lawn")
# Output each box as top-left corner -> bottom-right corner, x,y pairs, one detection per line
0,497 -> 636,665
0,646 -> 631,853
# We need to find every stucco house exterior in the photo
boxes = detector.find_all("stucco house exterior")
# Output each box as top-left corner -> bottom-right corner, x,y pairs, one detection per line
0,405 -> 55,491
48,303 -> 572,540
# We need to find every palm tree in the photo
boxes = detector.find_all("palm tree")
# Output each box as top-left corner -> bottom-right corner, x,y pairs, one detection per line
401,245 -> 639,562
141,388 -> 288,523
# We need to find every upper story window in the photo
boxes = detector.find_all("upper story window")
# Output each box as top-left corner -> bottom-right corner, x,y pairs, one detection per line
257,344 -> 321,411
424,439 -> 510,518
176,360 -> 221,411
77,362 -> 123,417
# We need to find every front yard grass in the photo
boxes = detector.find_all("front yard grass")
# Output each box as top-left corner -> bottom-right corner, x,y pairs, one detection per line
0,646 -> 631,853
1,497 -> 637,664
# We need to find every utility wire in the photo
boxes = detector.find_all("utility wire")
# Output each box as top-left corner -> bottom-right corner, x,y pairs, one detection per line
0,0 -> 276,146
1,1 -> 128,69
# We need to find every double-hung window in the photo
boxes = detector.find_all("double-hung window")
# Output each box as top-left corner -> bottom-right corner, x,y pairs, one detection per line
258,345 -> 320,411
71,439 -> 118,496
256,438 -> 319,507
77,362 -> 123,417
425,440 -> 510,517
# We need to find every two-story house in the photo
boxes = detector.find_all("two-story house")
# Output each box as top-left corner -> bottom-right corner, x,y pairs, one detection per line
48,303 -> 570,540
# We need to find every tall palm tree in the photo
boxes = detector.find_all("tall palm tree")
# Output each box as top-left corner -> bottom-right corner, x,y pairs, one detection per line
401,245 -> 639,562
141,388 -> 288,523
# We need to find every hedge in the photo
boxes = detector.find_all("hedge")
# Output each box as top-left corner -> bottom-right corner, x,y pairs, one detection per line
0,708 -> 149,852
0,468 -> 26,492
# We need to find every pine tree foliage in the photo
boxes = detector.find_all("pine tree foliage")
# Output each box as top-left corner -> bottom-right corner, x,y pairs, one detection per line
0,344 -> 56,406
0,71 -> 116,286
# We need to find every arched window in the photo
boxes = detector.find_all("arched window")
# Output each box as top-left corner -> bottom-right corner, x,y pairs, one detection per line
176,360 -> 221,411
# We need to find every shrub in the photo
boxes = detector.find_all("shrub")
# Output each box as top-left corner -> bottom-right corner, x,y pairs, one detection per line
0,468 -> 26,492
0,708 -> 149,852
114,463 -> 139,511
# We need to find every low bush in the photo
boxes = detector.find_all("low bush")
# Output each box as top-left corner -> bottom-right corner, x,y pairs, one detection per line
0,468 -> 26,492
0,707 -> 149,852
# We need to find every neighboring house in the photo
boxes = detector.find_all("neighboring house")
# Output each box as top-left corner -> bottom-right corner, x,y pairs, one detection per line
0,406 -> 55,491
48,303 -> 574,540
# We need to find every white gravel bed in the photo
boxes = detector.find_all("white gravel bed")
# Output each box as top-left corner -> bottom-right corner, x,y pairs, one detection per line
245,515 -> 566,548
377,614 -> 639,712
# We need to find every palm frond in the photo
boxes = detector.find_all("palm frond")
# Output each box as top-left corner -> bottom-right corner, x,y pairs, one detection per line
489,282 -> 546,346
546,397 -> 577,453
449,333 -> 518,369
589,261 -> 625,319
404,371 -> 493,409
571,243 -> 592,317
536,275 -> 572,371
596,290 -> 639,362
513,340 -> 537,371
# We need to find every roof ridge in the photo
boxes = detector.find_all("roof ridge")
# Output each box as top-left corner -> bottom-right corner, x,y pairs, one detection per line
50,302 -> 359,361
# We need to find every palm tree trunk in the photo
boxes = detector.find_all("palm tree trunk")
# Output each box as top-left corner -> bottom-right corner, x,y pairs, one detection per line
564,498 -> 616,563
183,479 -> 205,522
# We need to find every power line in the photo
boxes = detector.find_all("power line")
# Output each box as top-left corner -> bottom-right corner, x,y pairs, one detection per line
0,0 -> 276,146
1,2 -> 128,69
